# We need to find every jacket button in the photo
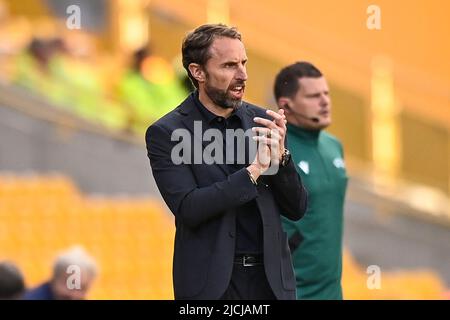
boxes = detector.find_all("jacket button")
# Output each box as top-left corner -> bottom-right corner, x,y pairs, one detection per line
229,231 -> 235,238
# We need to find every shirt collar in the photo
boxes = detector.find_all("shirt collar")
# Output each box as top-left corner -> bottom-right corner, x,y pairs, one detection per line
287,123 -> 321,142
192,90 -> 243,124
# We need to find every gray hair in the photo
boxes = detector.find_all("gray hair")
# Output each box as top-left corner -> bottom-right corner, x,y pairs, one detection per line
53,246 -> 97,278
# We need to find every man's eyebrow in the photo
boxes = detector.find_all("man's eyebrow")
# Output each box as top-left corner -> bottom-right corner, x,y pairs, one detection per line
305,90 -> 329,97
222,58 -> 248,66
222,61 -> 238,65
305,92 -> 321,97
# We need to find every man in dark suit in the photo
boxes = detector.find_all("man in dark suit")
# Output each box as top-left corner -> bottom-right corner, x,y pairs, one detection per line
145,24 -> 308,300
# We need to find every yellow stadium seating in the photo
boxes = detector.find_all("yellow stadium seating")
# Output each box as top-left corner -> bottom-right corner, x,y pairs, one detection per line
342,249 -> 447,299
0,174 -> 447,299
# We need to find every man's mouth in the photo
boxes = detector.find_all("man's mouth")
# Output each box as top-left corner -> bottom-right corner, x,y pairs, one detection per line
229,85 -> 245,98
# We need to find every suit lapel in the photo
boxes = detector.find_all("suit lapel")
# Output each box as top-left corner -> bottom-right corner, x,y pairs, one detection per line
239,103 -> 257,167
239,103 -> 256,133
179,95 -> 230,176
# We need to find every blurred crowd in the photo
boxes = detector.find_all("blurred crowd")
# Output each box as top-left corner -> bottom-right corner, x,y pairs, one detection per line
0,1 -> 190,135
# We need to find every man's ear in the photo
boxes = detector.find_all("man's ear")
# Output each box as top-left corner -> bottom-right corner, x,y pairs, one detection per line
188,63 -> 206,84
278,97 -> 292,114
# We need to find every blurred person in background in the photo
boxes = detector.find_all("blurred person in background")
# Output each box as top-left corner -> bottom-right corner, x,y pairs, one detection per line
0,261 -> 26,299
23,246 -> 97,300
13,27 -> 127,131
172,53 -> 195,94
119,45 -> 187,134
274,62 -> 348,299
47,30 -> 129,130
14,37 -> 58,94
49,32 -> 128,130
13,36 -> 82,109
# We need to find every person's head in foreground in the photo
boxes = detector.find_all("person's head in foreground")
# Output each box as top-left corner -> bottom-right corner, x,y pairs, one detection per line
182,23 -> 248,114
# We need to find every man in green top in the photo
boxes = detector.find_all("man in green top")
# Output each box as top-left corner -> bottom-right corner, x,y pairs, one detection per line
274,62 -> 348,299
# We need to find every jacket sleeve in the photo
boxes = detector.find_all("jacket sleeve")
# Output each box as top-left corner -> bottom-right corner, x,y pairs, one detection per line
268,153 -> 308,221
146,123 -> 258,229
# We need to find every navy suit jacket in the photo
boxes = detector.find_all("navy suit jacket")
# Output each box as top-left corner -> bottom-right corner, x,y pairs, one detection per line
145,94 -> 308,299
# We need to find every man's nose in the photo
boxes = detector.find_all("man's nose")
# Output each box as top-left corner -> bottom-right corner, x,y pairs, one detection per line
320,93 -> 330,106
236,64 -> 248,81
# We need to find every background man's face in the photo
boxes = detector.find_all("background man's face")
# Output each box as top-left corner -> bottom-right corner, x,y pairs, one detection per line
51,271 -> 94,300
290,76 -> 332,129
201,37 -> 248,109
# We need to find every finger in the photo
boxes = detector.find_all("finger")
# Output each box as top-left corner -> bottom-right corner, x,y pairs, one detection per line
252,136 -> 280,147
252,127 -> 281,138
251,128 -> 281,142
253,117 -> 278,130
266,109 -> 283,122
270,128 -> 281,140
257,146 -> 271,167
252,127 -> 271,136
254,115 -> 286,134
267,109 -> 286,127
277,111 -> 288,130
274,109 -> 288,125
